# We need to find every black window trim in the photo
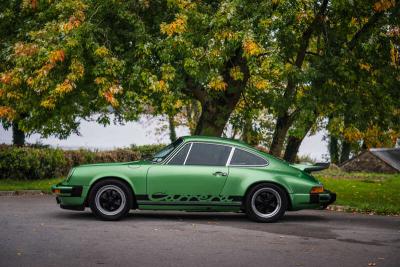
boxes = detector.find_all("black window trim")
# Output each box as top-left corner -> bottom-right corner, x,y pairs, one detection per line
165,141 -> 233,166
160,140 -> 187,164
164,141 -> 269,167
163,142 -> 190,165
227,147 -> 269,167
183,143 -> 193,165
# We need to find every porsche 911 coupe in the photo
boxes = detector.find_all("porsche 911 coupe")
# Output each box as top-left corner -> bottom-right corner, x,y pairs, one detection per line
52,136 -> 335,222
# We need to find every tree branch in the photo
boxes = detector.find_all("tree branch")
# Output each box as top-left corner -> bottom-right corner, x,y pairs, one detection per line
348,1 -> 399,51
282,0 -> 329,104
294,0 -> 329,67
183,77 -> 207,105
305,51 -> 321,57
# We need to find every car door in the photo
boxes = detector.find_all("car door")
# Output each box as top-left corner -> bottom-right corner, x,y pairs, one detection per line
146,142 -> 232,203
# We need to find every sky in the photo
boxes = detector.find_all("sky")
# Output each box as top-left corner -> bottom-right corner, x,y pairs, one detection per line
0,116 -> 329,161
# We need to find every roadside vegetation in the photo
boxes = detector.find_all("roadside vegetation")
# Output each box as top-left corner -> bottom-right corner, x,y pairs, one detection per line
0,144 -> 163,180
315,169 -> 400,215
0,178 -> 62,193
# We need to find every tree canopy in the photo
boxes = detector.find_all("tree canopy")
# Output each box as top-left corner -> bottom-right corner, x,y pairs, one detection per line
1,0 -> 399,162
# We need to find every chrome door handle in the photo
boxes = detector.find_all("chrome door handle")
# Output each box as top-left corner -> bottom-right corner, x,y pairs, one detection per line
213,171 -> 228,177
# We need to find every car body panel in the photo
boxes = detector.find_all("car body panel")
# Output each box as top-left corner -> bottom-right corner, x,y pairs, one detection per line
52,135 -> 335,212
146,165 -> 229,196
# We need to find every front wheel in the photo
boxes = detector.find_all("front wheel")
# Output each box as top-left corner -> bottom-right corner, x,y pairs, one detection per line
89,179 -> 133,221
245,183 -> 288,223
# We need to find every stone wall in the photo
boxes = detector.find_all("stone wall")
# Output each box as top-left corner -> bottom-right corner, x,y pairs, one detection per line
341,151 -> 397,173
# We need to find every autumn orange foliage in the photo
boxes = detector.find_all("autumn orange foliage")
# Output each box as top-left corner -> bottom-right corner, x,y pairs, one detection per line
0,106 -> 16,121
373,0 -> 396,12
14,43 -> 39,57
49,50 -> 66,64
160,14 -> 187,36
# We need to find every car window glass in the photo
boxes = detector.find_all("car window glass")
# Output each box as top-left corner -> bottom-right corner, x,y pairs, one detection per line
152,138 -> 183,162
185,143 -> 231,166
167,144 -> 190,165
230,149 -> 267,166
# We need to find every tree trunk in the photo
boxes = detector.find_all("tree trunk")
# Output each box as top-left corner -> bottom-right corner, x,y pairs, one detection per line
168,114 -> 177,142
283,136 -> 302,163
194,99 -> 238,136
12,122 -> 25,146
283,118 -> 316,163
185,99 -> 201,135
269,0 -> 329,157
340,141 -> 351,164
241,116 -> 255,145
329,135 -> 340,164
269,113 -> 292,157
192,48 -> 249,136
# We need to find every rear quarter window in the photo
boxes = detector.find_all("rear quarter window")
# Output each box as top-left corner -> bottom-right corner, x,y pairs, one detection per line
230,148 -> 267,166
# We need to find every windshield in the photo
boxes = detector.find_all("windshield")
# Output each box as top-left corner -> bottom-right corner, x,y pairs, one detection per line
152,138 -> 183,163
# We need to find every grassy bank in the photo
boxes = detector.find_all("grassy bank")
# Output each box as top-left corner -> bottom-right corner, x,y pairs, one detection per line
0,178 -> 63,193
315,169 -> 400,215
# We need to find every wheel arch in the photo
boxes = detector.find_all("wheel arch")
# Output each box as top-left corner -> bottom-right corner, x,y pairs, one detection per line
86,176 -> 138,209
243,181 -> 292,211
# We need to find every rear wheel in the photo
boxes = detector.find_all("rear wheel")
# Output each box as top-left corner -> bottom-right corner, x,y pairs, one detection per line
89,179 -> 133,221
245,183 -> 288,223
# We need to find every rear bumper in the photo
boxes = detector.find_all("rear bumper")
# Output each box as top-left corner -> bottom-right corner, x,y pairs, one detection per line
310,190 -> 336,207
289,189 -> 336,211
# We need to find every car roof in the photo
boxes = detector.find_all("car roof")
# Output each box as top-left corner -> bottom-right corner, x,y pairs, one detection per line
180,135 -> 252,150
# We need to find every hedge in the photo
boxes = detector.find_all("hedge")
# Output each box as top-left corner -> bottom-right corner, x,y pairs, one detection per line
0,144 -> 164,180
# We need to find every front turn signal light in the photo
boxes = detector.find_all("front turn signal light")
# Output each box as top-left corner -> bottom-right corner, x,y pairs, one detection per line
53,189 -> 61,194
310,186 -> 324,194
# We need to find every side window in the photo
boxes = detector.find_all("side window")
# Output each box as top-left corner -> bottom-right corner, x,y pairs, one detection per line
230,149 -> 267,166
185,143 -> 231,166
167,144 -> 190,165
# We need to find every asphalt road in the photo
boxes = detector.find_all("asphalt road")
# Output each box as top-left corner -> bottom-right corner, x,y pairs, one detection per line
0,195 -> 399,267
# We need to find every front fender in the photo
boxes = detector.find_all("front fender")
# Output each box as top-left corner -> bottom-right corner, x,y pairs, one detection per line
89,173 -> 137,194
68,165 -> 149,196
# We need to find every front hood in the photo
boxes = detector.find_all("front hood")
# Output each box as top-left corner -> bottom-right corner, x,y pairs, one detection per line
78,160 -> 151,168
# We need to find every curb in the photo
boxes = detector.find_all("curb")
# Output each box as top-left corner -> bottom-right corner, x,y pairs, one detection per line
0,190 -> 48,196
326,204 -> 399,216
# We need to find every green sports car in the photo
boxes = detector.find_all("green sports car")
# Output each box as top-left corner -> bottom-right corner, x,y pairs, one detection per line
52,136 -> 336,222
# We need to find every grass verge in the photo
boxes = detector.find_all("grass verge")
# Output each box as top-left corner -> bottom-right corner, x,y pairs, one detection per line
0,178 -> 63,193
315,170 -> 400,215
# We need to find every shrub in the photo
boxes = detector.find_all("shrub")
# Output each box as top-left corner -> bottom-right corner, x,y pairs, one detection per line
0,145 -> 66,180
0,144 -> 164,180
130,144 -> 165,160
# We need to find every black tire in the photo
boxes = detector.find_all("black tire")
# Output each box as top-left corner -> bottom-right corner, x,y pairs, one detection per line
88,179 -> 133,221
245,183 -> 288,223
320,204 -> 329,210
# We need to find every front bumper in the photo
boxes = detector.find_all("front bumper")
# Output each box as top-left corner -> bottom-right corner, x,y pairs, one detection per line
51,184 -> 83,197
51,183 -> 86,211
310,190 -> 336,208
